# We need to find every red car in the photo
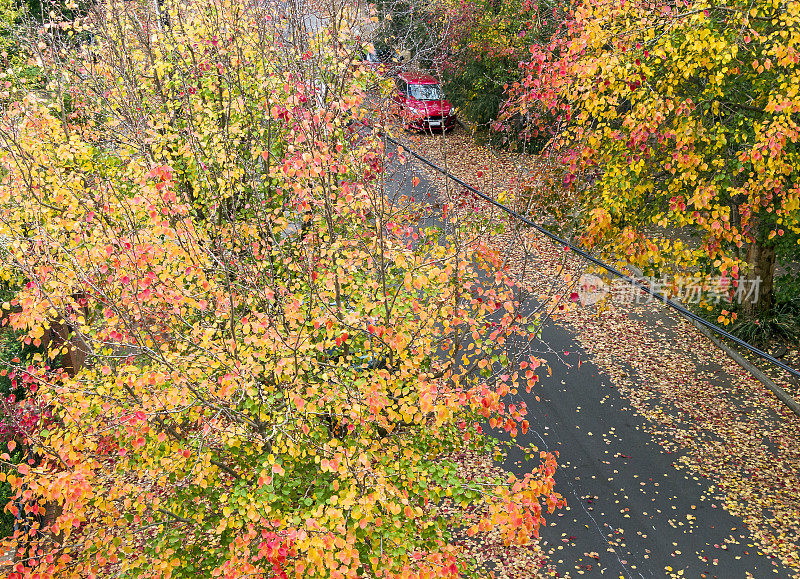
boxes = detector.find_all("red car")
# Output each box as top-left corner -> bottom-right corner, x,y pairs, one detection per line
393,72 -> 456,132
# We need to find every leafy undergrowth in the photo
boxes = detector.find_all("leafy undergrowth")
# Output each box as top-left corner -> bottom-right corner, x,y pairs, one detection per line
408,127 -> 800,577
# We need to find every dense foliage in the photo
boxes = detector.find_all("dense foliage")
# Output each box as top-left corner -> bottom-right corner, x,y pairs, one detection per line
440,0 -> 562,147
502,0 -> 800,320
0,0 -> 561,576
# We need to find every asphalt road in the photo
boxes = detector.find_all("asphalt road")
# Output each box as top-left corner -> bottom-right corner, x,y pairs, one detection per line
384,147 -> 790,578
502,319 -> 785,578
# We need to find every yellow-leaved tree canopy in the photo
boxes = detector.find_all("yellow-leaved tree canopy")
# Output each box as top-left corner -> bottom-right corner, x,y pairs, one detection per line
505,0 -> 800,323
0,0 -> 561,577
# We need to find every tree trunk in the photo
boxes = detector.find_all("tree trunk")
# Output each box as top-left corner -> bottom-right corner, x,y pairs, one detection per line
742,239 -> 776,316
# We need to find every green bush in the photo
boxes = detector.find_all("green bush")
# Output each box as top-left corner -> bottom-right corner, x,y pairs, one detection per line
775,271 -> 800,306
442,56 -> 513,132
727,272 -> 800,349
728,301 -> 800,349
700,294 -> 800,351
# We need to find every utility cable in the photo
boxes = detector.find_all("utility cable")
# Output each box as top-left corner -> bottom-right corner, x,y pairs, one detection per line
382,133 -> 800,382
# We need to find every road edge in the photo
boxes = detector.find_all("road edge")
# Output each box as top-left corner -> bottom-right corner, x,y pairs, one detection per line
625,263 -> 800,418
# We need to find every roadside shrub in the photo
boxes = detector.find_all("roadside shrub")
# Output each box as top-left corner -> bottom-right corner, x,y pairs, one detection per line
727,300 -> 800,350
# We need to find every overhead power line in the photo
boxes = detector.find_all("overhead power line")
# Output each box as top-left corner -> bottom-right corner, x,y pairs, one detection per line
382,134 -> 800,389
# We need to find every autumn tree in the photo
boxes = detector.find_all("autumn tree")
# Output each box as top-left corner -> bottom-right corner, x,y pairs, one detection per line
436,0 -> 562,144
503,0 -> 800,320
0,0 -> 562,576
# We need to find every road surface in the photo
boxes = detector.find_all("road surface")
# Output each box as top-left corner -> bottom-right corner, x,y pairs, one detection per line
384,146 -> 791,578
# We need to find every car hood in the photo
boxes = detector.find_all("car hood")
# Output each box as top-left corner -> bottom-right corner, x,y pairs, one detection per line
407,97 -> 452,116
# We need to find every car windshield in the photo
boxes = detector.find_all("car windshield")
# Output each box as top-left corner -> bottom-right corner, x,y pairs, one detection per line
408,83 -> 442,101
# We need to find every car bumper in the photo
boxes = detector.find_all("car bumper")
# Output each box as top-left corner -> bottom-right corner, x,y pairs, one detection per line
408,115 -> 457,131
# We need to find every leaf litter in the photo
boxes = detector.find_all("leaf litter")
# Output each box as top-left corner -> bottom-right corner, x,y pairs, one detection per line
403,126 -> 800,577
